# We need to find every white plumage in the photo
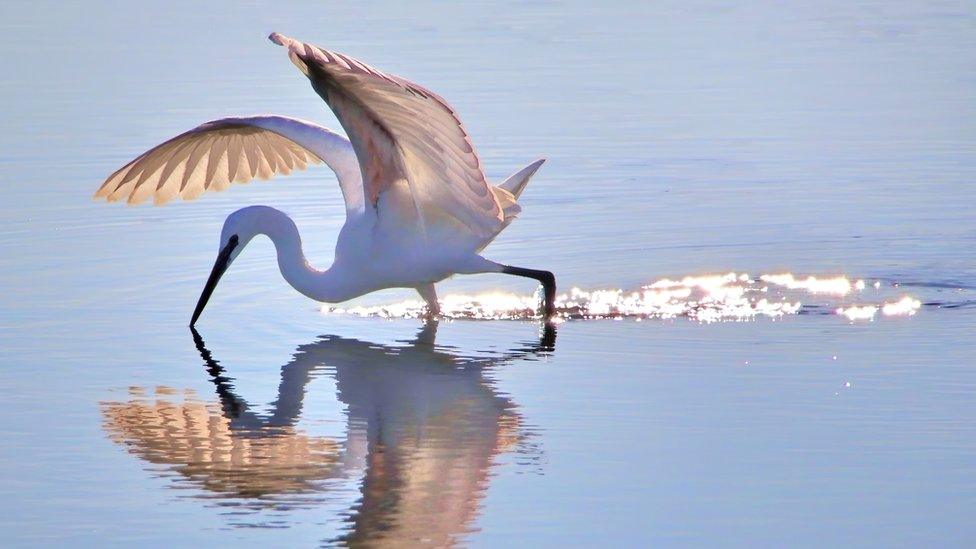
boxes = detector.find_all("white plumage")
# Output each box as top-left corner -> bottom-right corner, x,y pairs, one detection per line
96,33 -> 555,325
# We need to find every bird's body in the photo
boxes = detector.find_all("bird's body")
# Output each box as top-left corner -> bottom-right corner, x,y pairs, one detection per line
96,33 -> 555,324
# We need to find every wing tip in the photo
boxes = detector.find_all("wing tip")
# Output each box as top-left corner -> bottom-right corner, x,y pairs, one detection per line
126,193 -> 147,206
269,32 -> 302,51
268,32 -> 288,46
269,32 -> 313,75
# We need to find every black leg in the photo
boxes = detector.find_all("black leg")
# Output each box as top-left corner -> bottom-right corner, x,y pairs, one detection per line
502,265 -> 556,319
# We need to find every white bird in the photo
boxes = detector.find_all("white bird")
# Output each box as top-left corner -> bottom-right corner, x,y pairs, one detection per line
95,33 -> 555,326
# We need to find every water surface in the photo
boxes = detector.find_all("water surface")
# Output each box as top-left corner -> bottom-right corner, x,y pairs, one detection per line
2,1 -> 975,546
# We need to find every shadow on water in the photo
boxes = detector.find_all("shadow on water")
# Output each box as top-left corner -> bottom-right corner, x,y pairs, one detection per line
101,321 -> 555,544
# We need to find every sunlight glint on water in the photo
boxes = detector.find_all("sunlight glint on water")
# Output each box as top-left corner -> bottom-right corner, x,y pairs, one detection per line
4,1 -> 976,545
324,272 -> 923,322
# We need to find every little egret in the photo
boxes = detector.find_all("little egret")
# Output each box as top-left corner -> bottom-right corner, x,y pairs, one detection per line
95,33 -> 555,326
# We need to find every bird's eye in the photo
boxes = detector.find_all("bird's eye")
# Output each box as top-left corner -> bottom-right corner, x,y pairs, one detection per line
229,234 -> 239,246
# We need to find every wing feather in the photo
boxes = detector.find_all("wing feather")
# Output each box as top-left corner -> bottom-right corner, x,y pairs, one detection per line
96,116 -> 362,214
269,134 -> 295,172
209,145 -> 232,192
270,33 -> 505,239
288,145 -> 308,171
241,133 -> 262,180
253,133 -> 278,179
204,135 -> 228,190
178,136 -> 213,202
180,137 -> 212,190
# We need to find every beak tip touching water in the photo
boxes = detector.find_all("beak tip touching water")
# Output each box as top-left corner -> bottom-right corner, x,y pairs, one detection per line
190,235 -> 238,327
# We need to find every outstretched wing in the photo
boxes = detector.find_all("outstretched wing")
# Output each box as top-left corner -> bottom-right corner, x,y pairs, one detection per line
95,115 -> 364,214
269,33 -> 505,240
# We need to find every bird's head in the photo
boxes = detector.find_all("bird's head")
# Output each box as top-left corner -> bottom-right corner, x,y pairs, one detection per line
190,206 -> 290,326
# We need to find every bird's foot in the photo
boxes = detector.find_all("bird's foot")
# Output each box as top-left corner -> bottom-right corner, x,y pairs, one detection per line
421,303 -> 441,320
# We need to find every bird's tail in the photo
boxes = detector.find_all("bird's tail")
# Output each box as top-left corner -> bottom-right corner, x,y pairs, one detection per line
480,158 -> 547,251
498,158 -> 545,200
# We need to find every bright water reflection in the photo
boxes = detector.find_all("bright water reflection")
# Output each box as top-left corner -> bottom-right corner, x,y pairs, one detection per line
4,0 -> 976,546
102,322 -> 553,544
326,272 -> 940,322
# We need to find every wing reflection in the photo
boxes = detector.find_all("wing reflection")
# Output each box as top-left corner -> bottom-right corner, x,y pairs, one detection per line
101,385 -> 340,498
101,321 -> 555,543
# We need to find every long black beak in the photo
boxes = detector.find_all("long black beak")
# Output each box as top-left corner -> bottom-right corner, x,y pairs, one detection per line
190,235 -> 238,327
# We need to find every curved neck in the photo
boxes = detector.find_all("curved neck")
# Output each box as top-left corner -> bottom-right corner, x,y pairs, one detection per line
251,209 -> 352,303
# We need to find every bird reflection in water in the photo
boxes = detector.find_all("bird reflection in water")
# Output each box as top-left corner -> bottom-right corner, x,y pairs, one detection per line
101,321 -> 555,544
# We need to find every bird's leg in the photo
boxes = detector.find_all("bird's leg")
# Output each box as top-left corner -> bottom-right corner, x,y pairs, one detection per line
413,318 -> 440,346
416,283 -> 441,318
502,265 -> 556,319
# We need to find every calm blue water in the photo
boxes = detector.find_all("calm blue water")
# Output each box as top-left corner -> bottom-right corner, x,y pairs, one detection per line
2,1 -> 975,546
